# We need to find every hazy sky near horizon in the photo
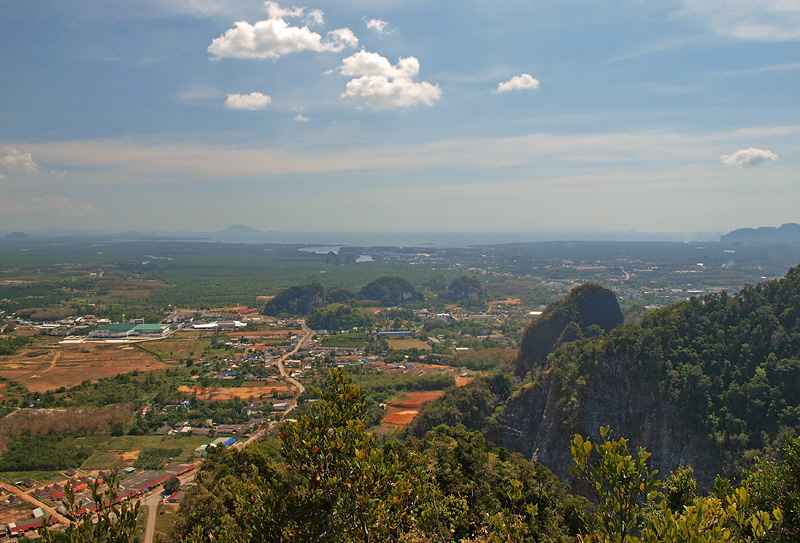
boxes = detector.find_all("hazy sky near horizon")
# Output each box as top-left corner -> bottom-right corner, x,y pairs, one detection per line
1,0 -> 798,234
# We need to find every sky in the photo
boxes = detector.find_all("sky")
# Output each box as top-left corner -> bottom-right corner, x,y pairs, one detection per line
1,0 -> 799,235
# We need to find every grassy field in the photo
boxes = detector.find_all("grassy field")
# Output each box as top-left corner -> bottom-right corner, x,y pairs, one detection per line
387,338 -> 431,351
0,435 -> 211,481
135,337 -> 211,362
155,502 -> 180,540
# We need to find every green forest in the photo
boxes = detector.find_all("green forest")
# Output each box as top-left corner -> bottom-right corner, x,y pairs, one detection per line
41,370 -> 795,543
5,238 -> 800,542
535,267 -> 800,473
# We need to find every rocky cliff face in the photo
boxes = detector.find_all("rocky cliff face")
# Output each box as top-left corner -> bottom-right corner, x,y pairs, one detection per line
516,283 -> 623,376
491,355 -> 720,489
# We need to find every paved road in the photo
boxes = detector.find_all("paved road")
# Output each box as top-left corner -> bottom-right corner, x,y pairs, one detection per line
275,321 -> 311,396
234,321 -> 313,450
141,491 -> 162,543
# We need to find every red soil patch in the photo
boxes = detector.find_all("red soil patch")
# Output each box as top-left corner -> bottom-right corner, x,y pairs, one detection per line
381,391 -> 444,429
227,330 -> 292,338
177,384 -> 294,401
490,298 -> 521,306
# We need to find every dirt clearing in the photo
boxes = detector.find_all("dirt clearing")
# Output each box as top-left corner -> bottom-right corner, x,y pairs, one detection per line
0,341 -> 174,393
380,391 -> 444,430
177,384 -> 295,402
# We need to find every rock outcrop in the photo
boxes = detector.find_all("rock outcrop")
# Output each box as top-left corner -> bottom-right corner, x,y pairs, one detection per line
516,283 -> 623,376
491,354 -> 720,489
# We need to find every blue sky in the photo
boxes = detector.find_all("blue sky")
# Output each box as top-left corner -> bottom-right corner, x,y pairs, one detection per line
1,0 -> 798,235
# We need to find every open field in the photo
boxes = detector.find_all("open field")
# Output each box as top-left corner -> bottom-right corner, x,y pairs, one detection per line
177,383 -> 294,401
0,340 -> 177,393
155,502 -> 180,540
387,338 -> 431,351
135,337 -> 210,362
226,330 -> 292,339
380,391 -> 445,430
81,435 -> 210,470
0,435 -> 210,482
0,504 -> 35,527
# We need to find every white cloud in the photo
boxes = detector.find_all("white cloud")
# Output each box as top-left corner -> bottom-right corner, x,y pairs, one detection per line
339,51 -> 442,109
493,74 -> 540,94
11,125 -> 797,181
305,9 -> 324,27
721,147 -> 779,166
225,92 -> 272,110
293,114 -> 310,122
208,2 -> 358,60
365,18 -> 390,35
682,0 -> 800,41
1,148 -> 39,174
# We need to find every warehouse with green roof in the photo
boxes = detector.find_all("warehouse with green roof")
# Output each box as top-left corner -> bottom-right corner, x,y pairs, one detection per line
89,323 -> 169,338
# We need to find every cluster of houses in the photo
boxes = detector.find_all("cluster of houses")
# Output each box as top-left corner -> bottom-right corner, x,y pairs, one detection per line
1,464 -> 198,537
155,418 -> 265,438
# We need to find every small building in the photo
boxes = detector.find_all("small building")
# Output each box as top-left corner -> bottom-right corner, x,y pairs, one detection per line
214,424 -> 242,435
166,490 -> 186,503
210,437 -> 237,448
155,425 -> 172,435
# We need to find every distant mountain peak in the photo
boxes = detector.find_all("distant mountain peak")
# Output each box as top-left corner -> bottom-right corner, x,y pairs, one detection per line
722,223 -> 800,244
220,224 -> 261,234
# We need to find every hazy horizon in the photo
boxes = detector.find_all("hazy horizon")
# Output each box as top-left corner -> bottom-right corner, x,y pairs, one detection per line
1,1 -> 798,233
0,224 -> 730,246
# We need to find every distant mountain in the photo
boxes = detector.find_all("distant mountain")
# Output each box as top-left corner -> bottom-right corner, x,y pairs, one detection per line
219,224 -> 262,235
721,223 -> 800,244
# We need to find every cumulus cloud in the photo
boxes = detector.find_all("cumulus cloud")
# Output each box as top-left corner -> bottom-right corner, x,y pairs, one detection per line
365,18 -> 390,35
208,2 -> 358,60
293,114 -> 310,122
339,51 -> 442,109
493,74 -> 540,94
682,0 -> 800,41
1,148 -> 39,174
225,92 -> 272,110
721,147 -> 779,166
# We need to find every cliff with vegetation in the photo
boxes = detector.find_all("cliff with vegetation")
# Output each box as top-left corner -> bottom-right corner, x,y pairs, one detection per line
359,276 -> 423,306
516,282 -> 624,376
493,267 -> 800,488
439,274 -> 484,302
263,283 -> 326,316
